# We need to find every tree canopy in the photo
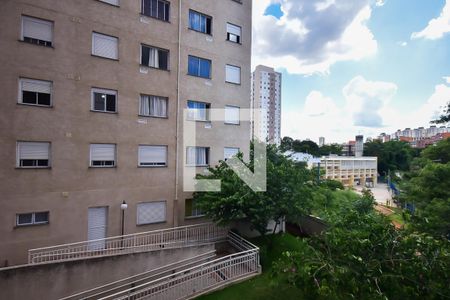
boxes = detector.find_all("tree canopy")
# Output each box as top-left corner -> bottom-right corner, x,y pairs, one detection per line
281,136 -> 342,157
431,102 -> 450,124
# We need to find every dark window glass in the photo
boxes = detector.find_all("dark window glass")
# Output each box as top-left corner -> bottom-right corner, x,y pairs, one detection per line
92,161 -> 102,166
164,3 -> 170,21
94,93 -> 106,111
22,91 -> 37,104
23,37 -> 52,47
37,160 -> 49,166
188,56 -> 199,76
158,50 -> 168,70
21,159 -> 36,167
189,11 -> 212,34
18,214 -> 32,225
34,212 -> 49,223
106,95 -> 116,112
151,0 -> 158,17
199,59 -> 211,78
206,18 -> 212,34
141,46 -> 150,66
158,1 -> 165,20
37,93 -> 51,106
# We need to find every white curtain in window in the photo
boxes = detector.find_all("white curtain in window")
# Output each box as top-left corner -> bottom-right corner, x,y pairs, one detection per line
226,65 -> 241,84
196,147 -> 207,165
18,142 -> 49,159
149,48 -> 159,68
137,202 -> 166,225
22,16 -> 53,42
186,147 -> 196,165
139,146 -> 167,165
140,95 -> 167,117
90,144 -> 115,161
188,101 -> 207,120
92,33 -> 118,59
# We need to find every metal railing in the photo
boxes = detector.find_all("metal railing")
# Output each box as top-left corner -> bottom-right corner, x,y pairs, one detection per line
60,251 -> 217,300
99,235 -> 260,300
28,223 -> 228,265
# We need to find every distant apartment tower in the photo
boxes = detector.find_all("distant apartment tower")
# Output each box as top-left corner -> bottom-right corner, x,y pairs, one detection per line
342,141 -> 355,156
0,0 -> 252,265
355,135 -> 364,157
251,65 -> 281,144
319,137 -> 325,147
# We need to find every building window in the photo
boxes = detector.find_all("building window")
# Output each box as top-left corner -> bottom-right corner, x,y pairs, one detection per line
187,100 -> 210,121
189,10 -> 212,34
139,145 -> 167,167
91,88 -> 117,113
185,199 -> 204,218
141,45 -> 169,70
224,147 -> 239,160
186,147 -> 209,166
98,0 -> 120,6
226,65 -> 241,84
17,142 -> 50,168
188,55 -> 211,79
21,16 -> 53,47
226,23 -> 241,43
90,144 -> 116,167
137,201 -> 166,225
16,212 -> 49,226
92,32 -> 118,60
141,0 -> 170,21
19,78 -> 52,106
225,105 -> 240,125
139,95 -> 168,117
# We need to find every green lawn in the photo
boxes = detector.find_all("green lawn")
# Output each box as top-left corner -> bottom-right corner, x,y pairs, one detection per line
196,233 -> 306,300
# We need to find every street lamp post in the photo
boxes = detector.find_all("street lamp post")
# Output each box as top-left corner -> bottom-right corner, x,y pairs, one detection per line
120,201 -> 128,248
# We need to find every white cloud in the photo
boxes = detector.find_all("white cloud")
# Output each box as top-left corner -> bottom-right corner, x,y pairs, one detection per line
282,77 -> 450,143
411,0 -> 450,40
397,41 -> 407,47
375,0 -> 385,7
252,0 -> 378,75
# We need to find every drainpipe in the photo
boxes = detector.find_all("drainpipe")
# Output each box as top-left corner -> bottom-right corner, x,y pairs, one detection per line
173,0 -> 182,227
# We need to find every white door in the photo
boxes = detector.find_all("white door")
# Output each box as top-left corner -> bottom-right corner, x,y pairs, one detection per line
88,207 -> 108,250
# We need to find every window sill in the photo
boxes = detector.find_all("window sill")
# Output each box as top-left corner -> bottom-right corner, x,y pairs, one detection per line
225,122 -> 240,126
185,215 -> 206,220
89,166 -> 117,169
18,40 -> 54,49
138,165 -> 168,168
14,222 -> 49,229
139,64 -> 170,72
186,73 -> 211,80
226,39 -> 242,45
17,103 -> 53,109
91,54 -> 119,61
187,27 -> 213,36
225,81 -> 241,86
139,13 -> 170,24
185,165 -> 209,168
137,221 -> 167,226
90,110 -> 118,114
187,119 -> 211,123
16,167 -> 51,170
138,114 -> 169,119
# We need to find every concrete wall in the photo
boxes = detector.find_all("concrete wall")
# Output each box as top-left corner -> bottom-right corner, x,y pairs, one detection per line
0,244 -> 214,300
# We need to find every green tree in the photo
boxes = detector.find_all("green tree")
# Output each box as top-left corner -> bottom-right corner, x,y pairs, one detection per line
292,140 -> 320,156
421,137 -> 450,164
431,102 -> 450,124
280,136 -> 294,152
193,143 -> 314,236
318,143 -> 343,156
364,140 -> 416,175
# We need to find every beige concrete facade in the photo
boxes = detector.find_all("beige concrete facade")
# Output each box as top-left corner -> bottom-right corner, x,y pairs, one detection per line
0,0 -> 252,266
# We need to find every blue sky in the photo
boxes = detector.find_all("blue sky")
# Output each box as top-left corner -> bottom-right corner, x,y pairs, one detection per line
253,0 -> 450,143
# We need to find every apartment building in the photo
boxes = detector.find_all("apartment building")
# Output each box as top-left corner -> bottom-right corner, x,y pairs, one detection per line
0,0 -> 251,266
313,156 -> 378,187
251,65 -> 281,145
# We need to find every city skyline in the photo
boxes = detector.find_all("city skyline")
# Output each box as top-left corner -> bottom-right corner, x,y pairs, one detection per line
253,0 -> 450,143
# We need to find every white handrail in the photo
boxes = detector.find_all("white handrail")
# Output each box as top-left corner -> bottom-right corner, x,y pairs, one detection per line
28,223 -> 228,265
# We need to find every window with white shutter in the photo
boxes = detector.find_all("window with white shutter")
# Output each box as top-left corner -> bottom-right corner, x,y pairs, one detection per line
139,145 -> 167,166
225,65 -> 241,84
226,23 -> 241,43
92,32 -> 118,60
17,142 -> 50,168
91,88 -> 117,113
225,105 -> 240,125
224,147 -> 239,160
21,16 -> 53,47
137,201 -> 166,225
90,144 -> 116,167
98,0 -> 120,6
19,78 -> 52,106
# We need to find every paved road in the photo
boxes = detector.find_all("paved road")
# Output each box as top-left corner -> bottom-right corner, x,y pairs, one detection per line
354,183 -> 393,206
